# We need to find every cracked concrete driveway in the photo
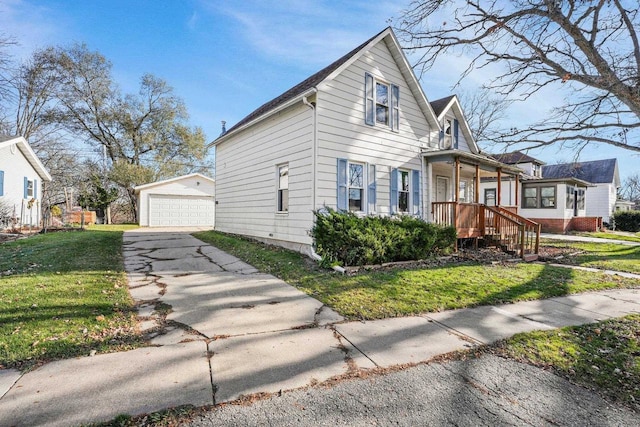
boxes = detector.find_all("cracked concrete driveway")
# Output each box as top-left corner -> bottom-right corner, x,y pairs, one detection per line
123,228 -> 359,403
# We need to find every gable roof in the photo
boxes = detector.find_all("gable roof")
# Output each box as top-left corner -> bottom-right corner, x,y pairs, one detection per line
430,95 -> 455,118
0,136 -> 52,181
542,159 -> 618,185
133,173 -> 214,193
491,151 -> 545,165
212,27 -> 440,146
429,95 -> 479,154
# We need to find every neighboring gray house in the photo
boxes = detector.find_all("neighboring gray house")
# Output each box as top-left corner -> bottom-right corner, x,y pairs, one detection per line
211,28 -> 526,255
542,159 -> 620,223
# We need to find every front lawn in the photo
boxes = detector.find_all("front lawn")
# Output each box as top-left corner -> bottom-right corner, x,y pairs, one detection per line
193,231 -> 639,320
0,228 -> 143,370
494,315 -> 640,411
541,240 -> 640,274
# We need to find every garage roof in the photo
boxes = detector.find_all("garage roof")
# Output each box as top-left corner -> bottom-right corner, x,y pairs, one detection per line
134,173 -> 215,194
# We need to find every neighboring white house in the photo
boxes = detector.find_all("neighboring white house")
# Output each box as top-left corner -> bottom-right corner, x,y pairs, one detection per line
134,173 -> 215,227
542,159 -> 620,224
211,27 -> 521,254
0,136 -> 52,227
615,199 -> 635,213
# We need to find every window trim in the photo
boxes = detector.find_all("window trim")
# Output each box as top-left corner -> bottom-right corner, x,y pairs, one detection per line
398,169 -> 410,213
348,161 -> 365,213
364,72 -> 399,131
276,163 -> 289,213
522,184 -> 556,209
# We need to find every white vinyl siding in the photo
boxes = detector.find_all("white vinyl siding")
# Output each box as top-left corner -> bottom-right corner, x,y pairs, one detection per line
215,103 -> 314,244
316,41 -> 430,217
0,143 -> 45,226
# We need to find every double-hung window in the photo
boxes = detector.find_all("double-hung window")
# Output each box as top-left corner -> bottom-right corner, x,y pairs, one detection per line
337,159 -> 376,213
398,170 -> 410,212
391,168 -> 420,215
348,162 -> 364,212
365,73 -> 399,131
523,184 -> 556,208
277,164 -> 289,212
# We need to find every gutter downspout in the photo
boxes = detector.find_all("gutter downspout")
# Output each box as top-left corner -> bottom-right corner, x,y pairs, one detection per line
303,89 -> 346,273
302,88 -> 318,212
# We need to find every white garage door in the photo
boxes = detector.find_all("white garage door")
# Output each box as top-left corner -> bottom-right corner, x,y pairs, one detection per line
148,194 -> 215,227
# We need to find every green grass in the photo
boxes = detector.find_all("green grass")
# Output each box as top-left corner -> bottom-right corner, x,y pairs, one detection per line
193,231 -> 639,320
495,315 -> 640,411
542,240 -> 640,274
577,232 -> 640,243
0,229 -> 143,370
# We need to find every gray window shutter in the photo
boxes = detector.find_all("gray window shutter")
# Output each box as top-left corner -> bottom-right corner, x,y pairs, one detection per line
439,129 -> 444,147
0,171 -> 4,196
367,164 -> 376,213
24,177 -> 28,198
453,119 -> 459,149
390,168 -> 398,214
391,84 -> 400,131
34,179 -> 38,199
412,169 -> 420,216
337,158 -> 348,211
365,73 -> 374,125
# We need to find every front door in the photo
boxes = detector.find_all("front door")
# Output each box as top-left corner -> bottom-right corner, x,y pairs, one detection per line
485,188 -> 496,206
436,176 -> 449,202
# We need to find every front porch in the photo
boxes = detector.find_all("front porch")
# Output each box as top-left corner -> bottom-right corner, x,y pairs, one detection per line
422,150 -> 541,260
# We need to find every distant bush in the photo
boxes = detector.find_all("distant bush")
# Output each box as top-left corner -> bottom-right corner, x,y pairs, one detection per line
613,210 -> 640,232
310,208 -> 456,267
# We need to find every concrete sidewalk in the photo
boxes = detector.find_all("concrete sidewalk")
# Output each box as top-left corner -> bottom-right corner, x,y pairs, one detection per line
1,228 -> 639,427
541,232 -> 640,246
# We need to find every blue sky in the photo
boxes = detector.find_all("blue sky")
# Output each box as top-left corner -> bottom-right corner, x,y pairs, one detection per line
1,0 -> 636,182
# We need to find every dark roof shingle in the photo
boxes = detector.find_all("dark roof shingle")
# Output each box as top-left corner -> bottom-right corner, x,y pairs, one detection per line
429,95 -> 455,117
491,151 -> 543,165
541,159 -> 617,184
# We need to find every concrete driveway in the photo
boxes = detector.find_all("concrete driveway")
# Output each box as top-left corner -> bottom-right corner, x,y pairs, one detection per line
123,227 -> 360,403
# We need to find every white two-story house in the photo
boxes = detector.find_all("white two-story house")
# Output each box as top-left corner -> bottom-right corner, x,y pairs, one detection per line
211,28 -> 535,258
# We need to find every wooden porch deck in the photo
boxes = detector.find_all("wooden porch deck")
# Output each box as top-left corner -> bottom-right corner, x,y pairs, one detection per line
432,202 -> 541,260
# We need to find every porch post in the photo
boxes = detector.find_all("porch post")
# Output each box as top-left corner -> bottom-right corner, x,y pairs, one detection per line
475,164 -> 480,203
454,157 -> 460,203
514,174 -> 519,211
497,168 -> 502,206
426,160 -> 433,222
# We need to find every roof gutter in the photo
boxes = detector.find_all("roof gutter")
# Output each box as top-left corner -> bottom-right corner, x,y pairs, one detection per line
209,88 -> 319,148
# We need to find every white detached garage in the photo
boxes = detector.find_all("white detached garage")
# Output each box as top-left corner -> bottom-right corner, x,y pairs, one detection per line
135,173 -> 215,227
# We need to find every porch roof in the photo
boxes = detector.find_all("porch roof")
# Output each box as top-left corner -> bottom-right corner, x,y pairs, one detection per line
421,149 -> 523,174
522,177 -> 595,187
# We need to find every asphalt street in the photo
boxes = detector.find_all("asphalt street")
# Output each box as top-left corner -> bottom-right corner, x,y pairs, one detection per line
186,354 -> 638,426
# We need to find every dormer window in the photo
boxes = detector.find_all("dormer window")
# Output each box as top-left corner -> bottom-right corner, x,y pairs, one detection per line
365,73 -> 399,132
532,163 -> 542,177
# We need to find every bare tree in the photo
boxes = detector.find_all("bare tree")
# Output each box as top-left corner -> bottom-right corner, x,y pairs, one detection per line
48,44 -> 209,219
458,87 -> 512,146
397,0 -> 640,153
620,172 -> 640,204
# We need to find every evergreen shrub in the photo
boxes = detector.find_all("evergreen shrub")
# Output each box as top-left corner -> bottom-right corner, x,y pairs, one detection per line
311,208 -> 456,267
613,210 -> 640,232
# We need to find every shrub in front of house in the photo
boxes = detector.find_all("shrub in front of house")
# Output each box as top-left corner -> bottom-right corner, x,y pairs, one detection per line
311,208 -> 456,267
613,210 -> 640,232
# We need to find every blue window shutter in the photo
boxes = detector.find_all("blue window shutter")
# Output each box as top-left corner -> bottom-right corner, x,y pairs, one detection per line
34,179 -> 38,199
24,177 -> 28,199
391,84 -> 400,132
0,170 -> 4,196
364,73 -> 374,125
337,158 -> 348,211
412,169 -> 421,216
439,129 -> 444,147
390,168 -> 398,214
367,164 -> 376,213
453,119 -> 459,149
